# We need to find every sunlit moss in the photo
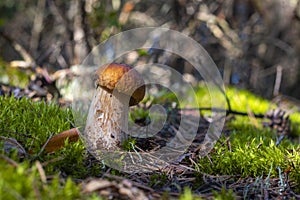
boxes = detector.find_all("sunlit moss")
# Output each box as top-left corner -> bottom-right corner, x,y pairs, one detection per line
0,60 -> 31,88
1,84 -> 300,198
226,87 -> 270,113
0,96 -> 102,198
179,187 -> 203,200
176,84 -> 300,194
192,85 -> 300,189
0,161 -> 81,200
191,84 -> 270,113
0,96 -> 71,153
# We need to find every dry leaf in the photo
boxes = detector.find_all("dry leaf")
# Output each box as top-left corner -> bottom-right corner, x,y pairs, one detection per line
44,128 -> 79,153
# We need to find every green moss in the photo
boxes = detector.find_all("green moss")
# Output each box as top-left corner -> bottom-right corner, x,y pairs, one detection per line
191,84 -> 270,113
129,107 -> 149,122
0,161 -> 81,200
0,96 -> 101,198
136,49 -> 149,56
149,173 -> 168,187
0,96 -> 71,154
1,85 -> 300,198
178,187 -> 236,200
226,87 -> 270,113
193,86 -> 300,189
0,60 -> 30,88
213,188 -> 236,200
179,187 -> 203,200
121,137 -> 137,151
150,88 -> 179,105
290,114 -> 300,137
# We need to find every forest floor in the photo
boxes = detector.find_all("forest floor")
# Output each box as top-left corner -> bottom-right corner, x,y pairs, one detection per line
1,84 -> 300,200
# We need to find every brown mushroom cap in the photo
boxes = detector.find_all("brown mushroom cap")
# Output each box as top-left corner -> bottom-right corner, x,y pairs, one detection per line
96,63 -> 145,106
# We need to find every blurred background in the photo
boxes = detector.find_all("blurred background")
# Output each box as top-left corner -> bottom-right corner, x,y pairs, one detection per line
0,0 -> 299,102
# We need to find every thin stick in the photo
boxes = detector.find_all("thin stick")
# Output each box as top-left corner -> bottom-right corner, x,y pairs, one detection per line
0,31 -> 36,67
180,107 -> 265,118
0,154 -> 19,167
273,65 -> 283,96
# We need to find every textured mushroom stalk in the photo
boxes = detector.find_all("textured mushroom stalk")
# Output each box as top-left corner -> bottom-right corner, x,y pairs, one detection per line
84,63 -> 145,151
85,87 -> 129,150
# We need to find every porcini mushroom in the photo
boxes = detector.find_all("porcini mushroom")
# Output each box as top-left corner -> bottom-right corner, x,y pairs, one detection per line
85,63 -> 145,151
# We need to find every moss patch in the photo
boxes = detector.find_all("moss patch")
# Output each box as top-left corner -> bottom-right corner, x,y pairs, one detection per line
1,85 -> 300,199
0,96 -> 102,199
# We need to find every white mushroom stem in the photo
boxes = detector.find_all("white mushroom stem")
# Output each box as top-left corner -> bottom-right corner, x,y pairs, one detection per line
85,87 -> 129,150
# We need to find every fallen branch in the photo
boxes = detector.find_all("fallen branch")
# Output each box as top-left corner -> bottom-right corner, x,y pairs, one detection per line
180,107 -> 265,118
0,30 -> 36,67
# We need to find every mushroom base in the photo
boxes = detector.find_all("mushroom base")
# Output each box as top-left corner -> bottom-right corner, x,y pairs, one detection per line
85,87 -> 129,150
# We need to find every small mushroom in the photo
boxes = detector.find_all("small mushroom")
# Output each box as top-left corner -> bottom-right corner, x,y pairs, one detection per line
85,63 -> 145,150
